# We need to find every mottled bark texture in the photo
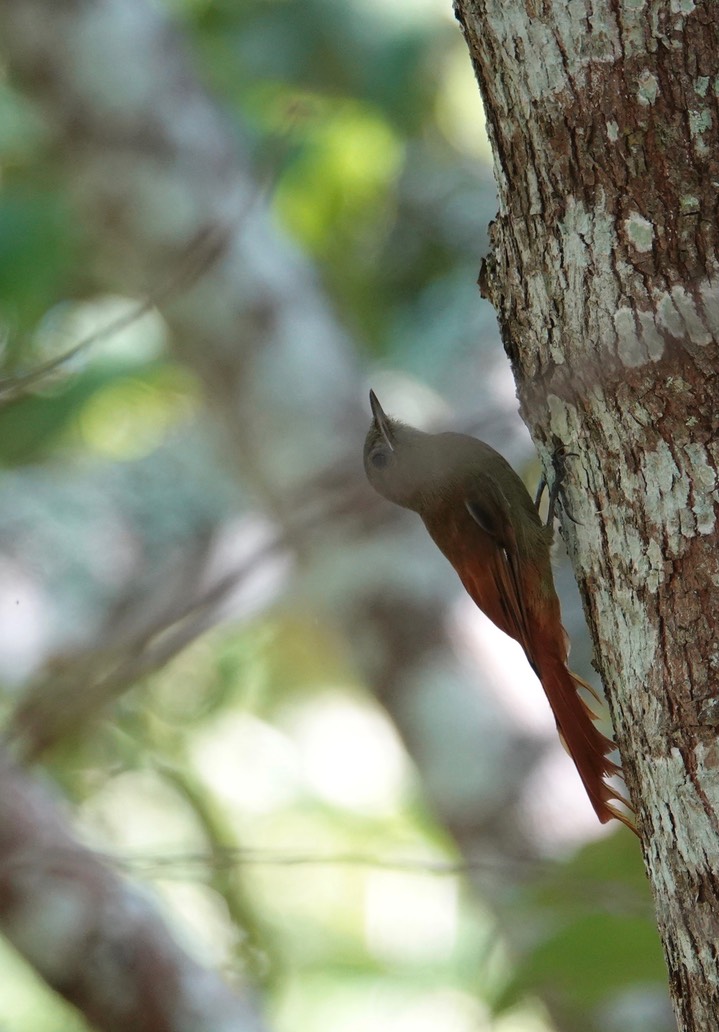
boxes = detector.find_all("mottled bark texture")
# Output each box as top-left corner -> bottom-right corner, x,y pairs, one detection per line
454,1 -> 719,1028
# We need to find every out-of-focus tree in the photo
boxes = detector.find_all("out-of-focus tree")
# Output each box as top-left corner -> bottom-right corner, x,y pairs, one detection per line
0,2 -> 670,1032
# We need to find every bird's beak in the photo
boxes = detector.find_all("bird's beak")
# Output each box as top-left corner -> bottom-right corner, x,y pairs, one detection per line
369,389 -> 395,452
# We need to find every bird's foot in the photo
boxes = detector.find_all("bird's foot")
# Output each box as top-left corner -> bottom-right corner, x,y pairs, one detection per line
535,443 -> 581,526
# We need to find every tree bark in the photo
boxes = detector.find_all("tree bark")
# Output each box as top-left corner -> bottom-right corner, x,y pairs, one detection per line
454,1 -> 719,1028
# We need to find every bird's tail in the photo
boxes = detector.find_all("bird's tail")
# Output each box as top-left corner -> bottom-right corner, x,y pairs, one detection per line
540,655 -> 636,834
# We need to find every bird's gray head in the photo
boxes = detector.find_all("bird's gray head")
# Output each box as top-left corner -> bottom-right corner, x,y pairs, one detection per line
363,390 -> 433,510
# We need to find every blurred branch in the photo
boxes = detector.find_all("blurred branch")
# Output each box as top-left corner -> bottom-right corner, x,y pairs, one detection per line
114,846 -> 653,916
157,762 -> 278,988
8,472 -> 378,761
0,0 -> 367,487
0,748 -> 270,1032
0,226 -> 227,403
0,110 -> 295,404
8,533 -> 233,760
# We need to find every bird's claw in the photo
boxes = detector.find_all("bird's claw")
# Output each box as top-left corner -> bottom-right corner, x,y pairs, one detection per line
536,443 -> 581,526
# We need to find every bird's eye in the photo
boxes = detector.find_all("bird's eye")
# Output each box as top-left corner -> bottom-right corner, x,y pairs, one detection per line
371,450 -> 388,469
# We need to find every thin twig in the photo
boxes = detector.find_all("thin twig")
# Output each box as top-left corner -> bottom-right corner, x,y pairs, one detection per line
0,125 -> 293,405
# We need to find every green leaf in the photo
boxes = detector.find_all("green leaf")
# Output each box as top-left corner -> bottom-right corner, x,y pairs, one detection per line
0,190 -> 78,332
496,912 -> 666,1013
493,836 -> 665,1017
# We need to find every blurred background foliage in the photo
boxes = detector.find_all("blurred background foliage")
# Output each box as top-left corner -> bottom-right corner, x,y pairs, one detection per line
0,1 -> 672,1031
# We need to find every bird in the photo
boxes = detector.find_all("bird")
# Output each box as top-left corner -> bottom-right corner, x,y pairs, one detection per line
364,389 -> 634,833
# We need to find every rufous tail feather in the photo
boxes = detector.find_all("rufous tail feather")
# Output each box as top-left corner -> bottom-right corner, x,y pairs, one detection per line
541,657 -> 637,834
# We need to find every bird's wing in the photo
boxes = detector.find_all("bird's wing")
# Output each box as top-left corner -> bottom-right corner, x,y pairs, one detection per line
464,480 -> 537,672
456,482 -> 636,833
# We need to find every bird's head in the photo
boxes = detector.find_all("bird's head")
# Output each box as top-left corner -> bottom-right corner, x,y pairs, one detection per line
363,390 -> 435,510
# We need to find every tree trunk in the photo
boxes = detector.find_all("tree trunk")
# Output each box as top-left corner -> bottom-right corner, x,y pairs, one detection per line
454,1 -> 719,1028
